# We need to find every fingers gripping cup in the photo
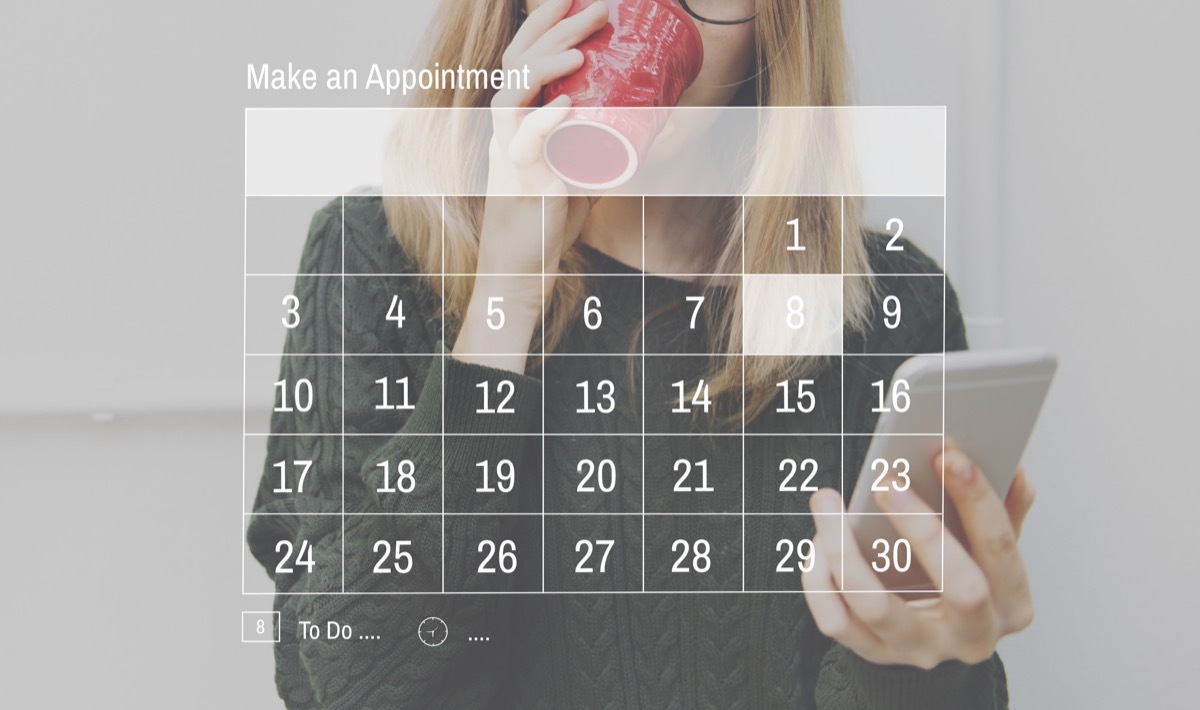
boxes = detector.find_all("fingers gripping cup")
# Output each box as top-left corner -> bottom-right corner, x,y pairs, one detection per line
542,0 -> 704,190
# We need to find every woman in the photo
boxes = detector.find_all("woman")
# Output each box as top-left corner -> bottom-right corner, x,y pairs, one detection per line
248,0 -> 1036,706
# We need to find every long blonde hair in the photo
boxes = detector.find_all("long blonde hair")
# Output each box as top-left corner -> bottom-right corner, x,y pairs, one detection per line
383,0 -> 872,425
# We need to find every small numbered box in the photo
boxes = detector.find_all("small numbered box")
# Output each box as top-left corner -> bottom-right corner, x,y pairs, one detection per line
444,435 -> 542,515
544,435 -> 643,514
242,611 -> 281,643
745,435 -> 840,514
859,196 -> 946,271
344,355 -> 439,434
644,355 -> 742,435
346,435 -> 443,513
745,514 -> 837,592
445,356 -> 543,435
545,515 -> 642,592
746,360 -> 842,435
644,515 -> 742,592
344,275 -> 440,355
843,354 -> 944,435
544,354 -> 640,434
644,435 -> 742,514
244,513 -> 341,594
244,434 -> 342,514
843,275 -> 946,355
844,512 -> 942,594
345,515 -> 443,593
245,275 -> 342,355
443,514 -> 543,593
245,355 -> 342,436
742,275 -> 844,357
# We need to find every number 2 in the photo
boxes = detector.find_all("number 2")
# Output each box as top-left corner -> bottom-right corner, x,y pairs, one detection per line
885,218 -> 905,251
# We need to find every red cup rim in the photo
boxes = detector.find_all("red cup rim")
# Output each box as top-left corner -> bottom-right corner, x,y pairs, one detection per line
543,119 -> 639,190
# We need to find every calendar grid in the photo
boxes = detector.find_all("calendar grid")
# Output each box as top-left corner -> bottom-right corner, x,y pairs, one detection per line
242,194 -> 949,595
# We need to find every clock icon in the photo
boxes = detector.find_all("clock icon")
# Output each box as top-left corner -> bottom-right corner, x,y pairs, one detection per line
418,617 -> 448,647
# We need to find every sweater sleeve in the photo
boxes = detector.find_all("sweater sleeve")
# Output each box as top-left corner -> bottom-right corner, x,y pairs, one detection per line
246,199 -> 540,709
813,271 -> 1012,709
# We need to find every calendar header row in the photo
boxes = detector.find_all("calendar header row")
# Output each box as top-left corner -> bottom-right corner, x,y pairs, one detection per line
245,107 -> 945,197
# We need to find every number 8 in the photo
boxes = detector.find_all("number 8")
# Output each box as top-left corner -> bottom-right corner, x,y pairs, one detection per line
787,296 -> 805,329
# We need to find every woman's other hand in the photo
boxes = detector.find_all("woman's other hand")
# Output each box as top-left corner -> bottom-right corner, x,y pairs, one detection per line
801,446 -> 1037,670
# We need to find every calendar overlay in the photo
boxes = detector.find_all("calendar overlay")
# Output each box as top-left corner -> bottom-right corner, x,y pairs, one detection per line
243,107 -> 948,597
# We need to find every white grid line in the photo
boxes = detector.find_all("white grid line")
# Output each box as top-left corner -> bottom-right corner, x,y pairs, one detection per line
740,195 -> 746,592
241,108 -> 248,595
249,512 -> 922,518
245,271 -> 943,278
839,195 -> 846,591
941,130 -> 949,591
248,193 -> 949,199
340,195 -> 346,594
541,195 -> 547,594
641,195 -> 647,593
253,431 -> 950,438
441,194 -> 446,594
246,351 -> 947,359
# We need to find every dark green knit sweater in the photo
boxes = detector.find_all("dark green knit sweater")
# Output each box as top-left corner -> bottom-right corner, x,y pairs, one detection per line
247,195 -> 1008,709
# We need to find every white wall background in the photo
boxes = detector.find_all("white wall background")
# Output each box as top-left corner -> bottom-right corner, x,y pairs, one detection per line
2,1 -> 1197,707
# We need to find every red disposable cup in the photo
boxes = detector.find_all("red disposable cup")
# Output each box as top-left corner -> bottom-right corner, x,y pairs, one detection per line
542,0 -> 704,190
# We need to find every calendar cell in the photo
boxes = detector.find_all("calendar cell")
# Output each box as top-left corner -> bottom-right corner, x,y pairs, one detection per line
745,356 -> 842,435
244,434 -> 341,515
444,275 -> 546,354
744,196 -> 843,275
244,513 -> 341,594
849,434 -> 946,515
644,515 -> 742,592
643,283 -> 732,356
842,354 -> 944,435
443,514 -> 543,593
344,275 -> 440,355
744,435 -> 840,514
843,275 -> 945,354
443,435 -> 542,515
555,274 -> 645,353
544,435 -> 642,514
343,355 -> 439,434
343,515 -> 442,593
543,354 -> 640,434
245,275 -> 342,355
442,355 -> 543,435
646,196 -> 743,278
644,355 -> 743,434
544,515 -> 642,592
742,274 -> 844,357
858,196 -> 945,272
843,512 -> 942,594
445,196 -> 543,275
244,355 -> 342,435
246,195 -> 341,275
644,435 -> 742,514
744,514 -> 838,592
346,434 -> 443,513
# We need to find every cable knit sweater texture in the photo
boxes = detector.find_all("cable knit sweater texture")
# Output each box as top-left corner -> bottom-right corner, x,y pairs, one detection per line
247,195 -> 1009,709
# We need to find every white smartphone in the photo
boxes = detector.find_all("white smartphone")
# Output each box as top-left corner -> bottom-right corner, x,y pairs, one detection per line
846,349 -> 1057,593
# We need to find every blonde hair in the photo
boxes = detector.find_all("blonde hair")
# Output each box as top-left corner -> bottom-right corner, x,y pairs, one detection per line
383,0 -> 872,425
